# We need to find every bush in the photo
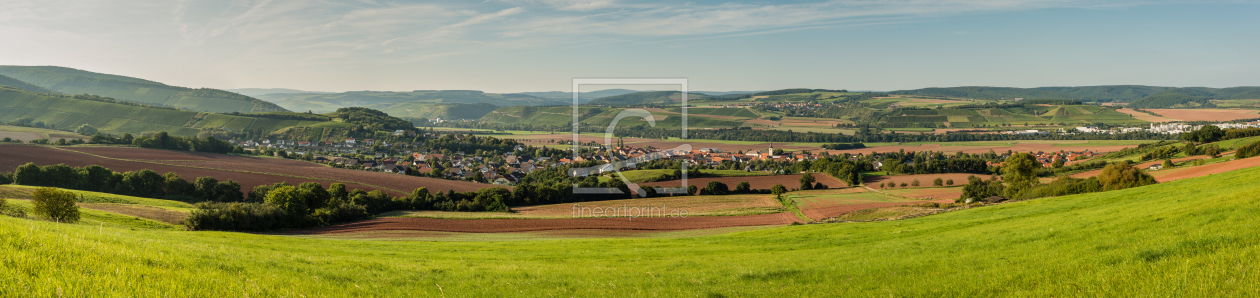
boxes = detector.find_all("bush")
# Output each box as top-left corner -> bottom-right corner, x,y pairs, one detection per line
1097,161 -> 1157,191
933,178 -> 943,186
734,181 -> 751,194
911,179 -> 920,187
32,187 -> 79,223
704,181 -> 730,195
185,202 -> 291,231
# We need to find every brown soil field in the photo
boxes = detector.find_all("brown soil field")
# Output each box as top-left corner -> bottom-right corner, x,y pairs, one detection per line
865,173 -> 979,189
79,203 -> 188,225
1150,156 -> 1260,182
0,145 -> 496,197
801,200 -> 949,221
1115,108 -> 1173,122
779,118 -> 849,127
1147,109 -> 1260,122
513,194 -> 783,217
640,173 -> 848,190
294,212 -> 801,234
1069,156 -> 1207,180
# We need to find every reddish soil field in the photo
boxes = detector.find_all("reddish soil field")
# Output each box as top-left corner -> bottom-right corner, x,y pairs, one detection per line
1148,109 -> 1260,122
883,187 -> 964,200
1069,156 -> 1207,180
639,173 -> 848,190
1115,108 -> 1173,122
294,212 -> 801,234
1151,156 -> 1260,182
865,173 -> 979,189
800,200 -> 950,221
64,147 -> 497,194
0,145 -> 497,196
513,194 -> 781,217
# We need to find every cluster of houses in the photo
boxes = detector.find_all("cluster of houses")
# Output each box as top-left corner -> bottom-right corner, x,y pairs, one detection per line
985,150 -> 1099,167
1069,121 -> 1260,135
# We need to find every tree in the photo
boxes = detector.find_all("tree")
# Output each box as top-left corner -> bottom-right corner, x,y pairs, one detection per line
704,181 -> 730,195
13,163 -> 42,186
933,178 -> 943,186
734,181 -> 751,194
771,184 -> 787,196
879,182 -> 885,188
1162,159 -> 1174,169
911,179 -> 920,187
1051,157 -> 1065,169
32,187 -> 79,223
799,173 -> 816,190
900,182 -> 907,187
329,183 -> 349,202
194,177 -> 219,201
946,179 -> 954,186
75,124 -> 98,136
1002,152 -> 1041,197
687,185 -> 698,196
264,185 -> 307,221
1097,161 -> 1157,191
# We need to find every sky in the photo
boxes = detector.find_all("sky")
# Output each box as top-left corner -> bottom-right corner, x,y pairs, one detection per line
1,0 -> 1257,93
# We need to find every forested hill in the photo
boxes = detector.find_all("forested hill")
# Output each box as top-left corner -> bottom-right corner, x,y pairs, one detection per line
256,90 -> 565,120
0,86 -> 413,141
0,74 -> 53,93
587,91 -> 710,105
0,66 -> 288,114
889,85 -> 1172,102
891,85 -> 1260,107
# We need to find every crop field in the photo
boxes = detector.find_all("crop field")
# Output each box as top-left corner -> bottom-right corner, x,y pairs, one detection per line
293,225 -> 782,241
297,212 -> 802,234
0,125 -> 87,141
663,107 -> 759,118
823,140 -> 1146,155
3,164 -> 1260,296
1148,155 -> 1260,182
0,145 -> 496,196
881,187 -> 965,200
879,105 -> 1146,128
639,173 -> 849,191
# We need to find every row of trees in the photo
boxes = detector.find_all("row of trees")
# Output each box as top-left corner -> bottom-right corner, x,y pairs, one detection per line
960,154 -> 1157,202
9,163 -> 242,203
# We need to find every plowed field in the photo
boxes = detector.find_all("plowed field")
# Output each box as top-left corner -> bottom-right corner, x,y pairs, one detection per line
0,145 -> 498,196
640,173 -> 848,190
295,212 -> 802,234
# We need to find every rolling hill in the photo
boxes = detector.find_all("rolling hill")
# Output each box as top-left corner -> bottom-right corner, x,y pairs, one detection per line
0,74 -> 53,93
0,66 -> 287,113
587,91 -> 711,105
257,90 -> 567,120
890,85 -> 1260,106
0,86 -> 376,138
225,88 -> 332,97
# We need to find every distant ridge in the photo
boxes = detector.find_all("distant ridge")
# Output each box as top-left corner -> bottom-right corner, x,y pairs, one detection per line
891,85 -> 1260,108
0,74 -> 54,93
0,66 -> 288,113
225,88 -> 332,97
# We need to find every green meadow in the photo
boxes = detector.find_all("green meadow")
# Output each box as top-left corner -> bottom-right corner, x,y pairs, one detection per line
2,162 -> 1260,296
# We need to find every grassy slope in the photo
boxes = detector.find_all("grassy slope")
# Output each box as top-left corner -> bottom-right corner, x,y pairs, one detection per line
3,165 -> 1260,296
0,66 -> 286,113
0,74 -> 54,93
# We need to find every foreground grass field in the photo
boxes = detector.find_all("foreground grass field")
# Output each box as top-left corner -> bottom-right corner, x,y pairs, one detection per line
3,165 -> 1260,296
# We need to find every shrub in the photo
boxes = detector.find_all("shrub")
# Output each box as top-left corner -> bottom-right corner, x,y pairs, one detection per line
704,181 -> 730,195
1097,161 -> 1157,191
32,187 -> 79,223
185,202 -> 291,231
933,178 -> 943,186
911,180 -> 920,187
900,183 -> 907,187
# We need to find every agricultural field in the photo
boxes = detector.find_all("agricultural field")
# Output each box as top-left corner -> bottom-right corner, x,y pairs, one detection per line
878,104 -> 1145,128
0,125 -> 87,141
0,145 -> 496,196
639,173 -> 849,191
865,173 -> 979,189
784,188 -> 951,220
7,160 -> 1257,296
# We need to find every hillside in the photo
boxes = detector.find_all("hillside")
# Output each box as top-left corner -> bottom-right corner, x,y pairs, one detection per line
225,88 -> 331,97
479,105 -> 744,128
0,66 -> 287,113
0,86 -> 394,138
587,91 -> 708,105
258,90 -> 566,119
890,85 -> 1260,107
4,157 -> 1260,295
0,74 -> 53,93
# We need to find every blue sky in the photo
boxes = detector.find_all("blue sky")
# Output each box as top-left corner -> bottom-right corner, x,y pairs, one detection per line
1,0 -> 1256,93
